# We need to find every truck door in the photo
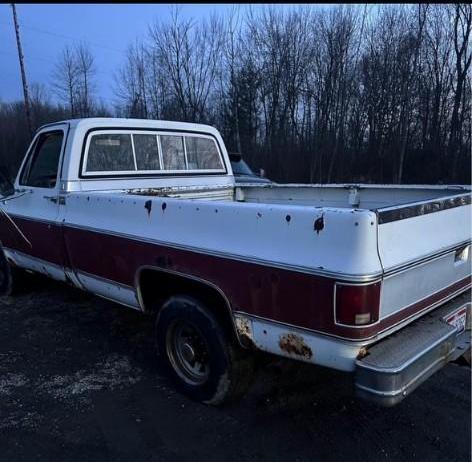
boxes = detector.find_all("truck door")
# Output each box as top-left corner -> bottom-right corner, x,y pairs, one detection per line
0,125 -> 69,281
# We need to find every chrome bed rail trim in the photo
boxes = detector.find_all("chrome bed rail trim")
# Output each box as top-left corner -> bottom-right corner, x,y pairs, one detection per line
377,192 -> 471,224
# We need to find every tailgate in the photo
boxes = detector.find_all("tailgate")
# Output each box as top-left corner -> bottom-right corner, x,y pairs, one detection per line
376,192 -> 471,321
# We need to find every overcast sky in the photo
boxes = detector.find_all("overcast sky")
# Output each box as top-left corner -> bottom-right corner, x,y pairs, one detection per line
0,3 -> 331,107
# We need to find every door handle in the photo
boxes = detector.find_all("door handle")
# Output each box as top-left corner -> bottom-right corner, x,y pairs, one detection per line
43,195 -> 65,205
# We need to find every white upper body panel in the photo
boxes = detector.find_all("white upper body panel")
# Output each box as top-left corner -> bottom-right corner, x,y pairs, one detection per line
10,117 -> 470,285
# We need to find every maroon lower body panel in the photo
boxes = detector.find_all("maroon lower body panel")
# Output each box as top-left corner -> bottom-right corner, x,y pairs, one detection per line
1,215 -> 469,341
63,225 -> 336,333
62,225 -> 471,341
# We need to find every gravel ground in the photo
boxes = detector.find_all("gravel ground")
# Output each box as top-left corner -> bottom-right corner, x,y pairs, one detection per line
0,275 -> 470,462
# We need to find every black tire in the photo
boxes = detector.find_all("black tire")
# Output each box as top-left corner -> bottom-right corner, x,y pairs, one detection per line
155,295 -> 254,405
456,349 -> 471,367
0,249 -> 26,296
0,249 -> 14,296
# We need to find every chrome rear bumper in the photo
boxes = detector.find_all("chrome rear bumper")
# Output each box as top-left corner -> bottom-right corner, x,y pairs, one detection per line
355,290 -> 471,407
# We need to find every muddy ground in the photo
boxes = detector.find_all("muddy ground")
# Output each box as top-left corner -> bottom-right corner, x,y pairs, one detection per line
0,275 -> 470,462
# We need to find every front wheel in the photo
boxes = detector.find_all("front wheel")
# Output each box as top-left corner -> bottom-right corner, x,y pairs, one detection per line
0,249 -> 28,296
155,295 -> 254,405
0,250 -> 14,296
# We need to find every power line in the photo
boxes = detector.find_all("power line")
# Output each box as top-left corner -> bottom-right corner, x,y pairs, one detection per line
0,70 -> 22,80
0,14 -> 126,109
0,48 -> 120,80
1,18 -> 127,81
0,19 -> 128,55
0,48 -> 56,64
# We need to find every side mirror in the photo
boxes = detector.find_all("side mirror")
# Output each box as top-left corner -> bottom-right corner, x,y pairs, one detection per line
259,168 -> 266,179
0,169 -> 15,198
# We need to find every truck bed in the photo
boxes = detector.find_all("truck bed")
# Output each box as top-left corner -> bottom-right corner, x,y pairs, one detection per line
48,182 -> 468,346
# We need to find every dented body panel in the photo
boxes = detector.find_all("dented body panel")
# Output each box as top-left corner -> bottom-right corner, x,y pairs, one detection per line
0,118 -> 470,392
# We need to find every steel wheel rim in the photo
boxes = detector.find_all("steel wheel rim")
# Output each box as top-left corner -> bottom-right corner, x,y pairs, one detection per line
166,320 -> 210,386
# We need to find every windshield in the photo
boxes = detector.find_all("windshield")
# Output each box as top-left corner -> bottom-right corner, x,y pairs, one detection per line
231,158 -> 257,176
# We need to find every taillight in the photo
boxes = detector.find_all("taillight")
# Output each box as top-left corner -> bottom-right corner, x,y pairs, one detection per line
334,282 -> 381,326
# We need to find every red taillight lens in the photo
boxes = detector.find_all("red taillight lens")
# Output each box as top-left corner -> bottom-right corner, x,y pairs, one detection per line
335,282 -> 381,326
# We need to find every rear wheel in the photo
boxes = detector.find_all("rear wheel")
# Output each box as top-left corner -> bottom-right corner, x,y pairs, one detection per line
155,295 -> 254,405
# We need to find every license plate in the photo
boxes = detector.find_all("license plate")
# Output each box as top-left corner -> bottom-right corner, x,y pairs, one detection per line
444,305 -> 469,335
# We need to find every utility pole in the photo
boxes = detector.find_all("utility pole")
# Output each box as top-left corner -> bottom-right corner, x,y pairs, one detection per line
11,3 -> 33,139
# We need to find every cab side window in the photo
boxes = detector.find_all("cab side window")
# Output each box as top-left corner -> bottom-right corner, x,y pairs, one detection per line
160,135 -> 186,170
21,131 -> 63,188
86,134 -> 135,172
185,136 -> 223,170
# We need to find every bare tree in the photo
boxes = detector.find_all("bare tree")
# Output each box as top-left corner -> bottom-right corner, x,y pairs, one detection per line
449,3 -> 472,180
75,43 -> 96,117
221,6 -> 243,153
396,4 -> 428,183
422,6 -> 454,154
149,7 -> 224,122
52,46 -> 79,117
115,41 -> 149,118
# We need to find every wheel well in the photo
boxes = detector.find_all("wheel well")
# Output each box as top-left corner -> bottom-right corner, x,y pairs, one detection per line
137,268 -> 237,341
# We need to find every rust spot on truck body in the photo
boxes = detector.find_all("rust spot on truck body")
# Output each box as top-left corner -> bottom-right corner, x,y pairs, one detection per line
357,347 -> 368,359
279,333 -> 312,359
144,200 -> 152,216
128,188 -> 172,197
314,214 -> 324,234
235,316 -> 256,349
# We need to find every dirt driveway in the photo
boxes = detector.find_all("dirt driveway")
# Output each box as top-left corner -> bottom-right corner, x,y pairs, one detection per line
1,276 -> 470,462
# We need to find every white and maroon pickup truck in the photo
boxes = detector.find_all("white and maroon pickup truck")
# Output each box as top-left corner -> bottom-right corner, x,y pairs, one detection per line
0,118 -> 470,406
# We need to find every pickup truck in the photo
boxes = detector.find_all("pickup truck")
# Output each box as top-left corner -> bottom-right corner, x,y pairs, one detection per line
0,118 -> 470,406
